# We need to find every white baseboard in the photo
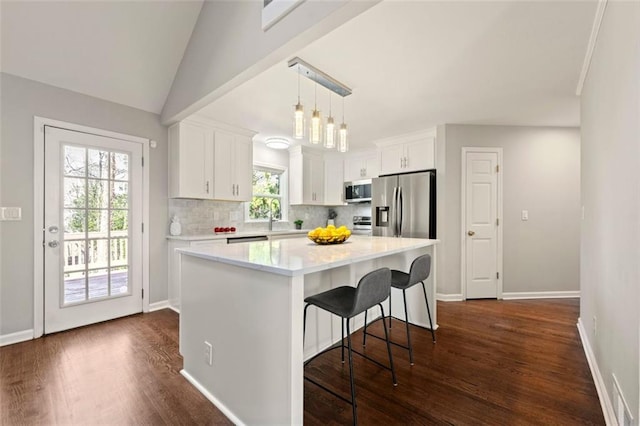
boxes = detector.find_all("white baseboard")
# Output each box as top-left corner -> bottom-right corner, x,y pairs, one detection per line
502,291 -> 580,300
148,300 -> 170,312
577,318 -> 615,424
168,306 -> 180,314
0,329 -> 34,347
180,369 -> 244,426
436,293 -> 464,302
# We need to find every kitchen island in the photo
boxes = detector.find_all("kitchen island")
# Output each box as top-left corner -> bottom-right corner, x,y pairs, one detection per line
177,235 -> 439,425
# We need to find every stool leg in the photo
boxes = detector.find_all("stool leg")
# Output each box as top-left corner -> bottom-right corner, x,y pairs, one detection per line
303,304 -> 310,348
342,318 -> 345,364
402,289 -> 414,365
345,318 -> 358,425
421,281 -> 436,343
379,303 -> 397,386
388,289 -> 392,328
362,309 -> 368,347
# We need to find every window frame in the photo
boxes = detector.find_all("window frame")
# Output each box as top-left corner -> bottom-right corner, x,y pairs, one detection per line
245,162 -> 288,223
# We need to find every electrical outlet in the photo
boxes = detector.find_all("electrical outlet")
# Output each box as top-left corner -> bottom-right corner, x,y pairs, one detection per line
593,316 -> 597,337
204,341 -> 213,366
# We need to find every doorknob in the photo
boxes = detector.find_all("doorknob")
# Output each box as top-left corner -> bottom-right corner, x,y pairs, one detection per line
467,231 -> 475,236
48,240 -> 59,248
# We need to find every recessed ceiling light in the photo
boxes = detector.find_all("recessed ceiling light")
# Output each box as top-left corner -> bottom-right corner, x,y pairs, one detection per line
265,137 -> 290,150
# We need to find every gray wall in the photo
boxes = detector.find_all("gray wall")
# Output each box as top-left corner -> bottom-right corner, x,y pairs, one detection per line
0,73 -> 168,335
439,124 -> 581,296
580,0 -> 639,419
162,0 -> 378,123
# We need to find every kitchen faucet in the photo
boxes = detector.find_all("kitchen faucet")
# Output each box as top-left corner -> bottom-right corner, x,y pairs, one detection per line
268,199 -> 276,231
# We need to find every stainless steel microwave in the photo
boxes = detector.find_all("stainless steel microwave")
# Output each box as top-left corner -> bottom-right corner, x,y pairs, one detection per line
344,180 -> 372,203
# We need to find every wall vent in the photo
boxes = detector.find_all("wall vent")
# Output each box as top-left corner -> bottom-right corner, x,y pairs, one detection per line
612,374 -> 633,426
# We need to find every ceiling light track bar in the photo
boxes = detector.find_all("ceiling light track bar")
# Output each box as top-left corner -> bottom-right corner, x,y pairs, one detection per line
288,57 -> 352,97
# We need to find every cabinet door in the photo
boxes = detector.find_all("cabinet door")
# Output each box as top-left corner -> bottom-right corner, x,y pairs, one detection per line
301,154 -> 324,204
344,155 -> 364,182
169,122 -> 213,199
324,156 -> 343,205
405,137 -> 435,171
213,131 -> 235,200
233,136 -> 253,202
362,152 -> 379,178
379,144 -> 405,175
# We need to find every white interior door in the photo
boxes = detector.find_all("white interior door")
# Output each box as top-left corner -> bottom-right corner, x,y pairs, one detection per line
463,150 -> 500,299
44,126 -> 143,333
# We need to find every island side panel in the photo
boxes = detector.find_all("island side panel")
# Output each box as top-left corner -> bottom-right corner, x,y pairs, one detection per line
180,255 -> 303,425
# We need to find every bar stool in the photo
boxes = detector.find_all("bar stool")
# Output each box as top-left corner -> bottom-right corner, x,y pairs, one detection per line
303,267 -> 397,425
363,254 -> 435,365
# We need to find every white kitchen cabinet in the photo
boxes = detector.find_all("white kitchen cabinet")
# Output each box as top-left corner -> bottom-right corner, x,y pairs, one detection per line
344,150 -> 379,181
324,153 -> 346,205
213,130 -> 253,201
377,129 -> 435,175
168,118 -> 254,201
168,238 -> 227,312
168,121 -> 214,199
289,145 -> 325,205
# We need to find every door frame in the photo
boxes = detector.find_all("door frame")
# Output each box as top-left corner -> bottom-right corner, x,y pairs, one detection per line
33,116 -> 150,338
460,147 -> 504,300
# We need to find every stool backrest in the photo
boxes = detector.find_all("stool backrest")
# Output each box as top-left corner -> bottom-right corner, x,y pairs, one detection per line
350,267 -> 392,317
408,254 -> 431,286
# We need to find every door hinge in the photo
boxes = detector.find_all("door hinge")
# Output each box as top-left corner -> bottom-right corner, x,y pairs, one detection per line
496,164 -> 500,173
496,218 -> 499,226
141,223 -> 144,233
142,288 -> 144,299
497,272 -> 500,279
142,157 -> 144,167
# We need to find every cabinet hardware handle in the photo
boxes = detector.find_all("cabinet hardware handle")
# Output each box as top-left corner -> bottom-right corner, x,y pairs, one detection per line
236,184 -> 239,196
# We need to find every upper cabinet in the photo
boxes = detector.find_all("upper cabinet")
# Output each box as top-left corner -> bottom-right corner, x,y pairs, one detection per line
377,129 -> 436,175
343,150 -> 379,182
212,130 -> 253,201
289,145 -> 325,205
169,118 -> 254,201
324,152 -> 346,206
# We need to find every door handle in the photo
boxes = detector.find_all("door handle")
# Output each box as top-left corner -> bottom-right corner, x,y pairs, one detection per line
48,240 -> 59,248
467,231 -> 475,236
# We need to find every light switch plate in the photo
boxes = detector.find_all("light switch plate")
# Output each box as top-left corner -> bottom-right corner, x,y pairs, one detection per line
521,210 -> 528,221
0,207 -> 22,221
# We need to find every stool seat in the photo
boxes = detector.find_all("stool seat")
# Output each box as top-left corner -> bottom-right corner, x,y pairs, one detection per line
304,287 -> 356,318
303,267 -> 397,425
390,270 -> 412,289
363,253 -> 436,365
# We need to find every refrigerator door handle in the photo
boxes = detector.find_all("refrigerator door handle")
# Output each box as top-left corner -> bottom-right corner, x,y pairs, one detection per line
398,186 -> 403,236
392,186 -> 398,236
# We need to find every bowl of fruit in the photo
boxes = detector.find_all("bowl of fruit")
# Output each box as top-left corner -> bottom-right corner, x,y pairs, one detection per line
307,225 -> 351,245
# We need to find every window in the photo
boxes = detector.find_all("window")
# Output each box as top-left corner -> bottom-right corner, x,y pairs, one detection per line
246,165 -> 287,222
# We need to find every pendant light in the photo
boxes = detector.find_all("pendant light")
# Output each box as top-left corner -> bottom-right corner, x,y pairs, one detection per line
309,75 -> 322,144
324,93 -> 336,149
293,65 -> 304,140
338,97 -> 348,153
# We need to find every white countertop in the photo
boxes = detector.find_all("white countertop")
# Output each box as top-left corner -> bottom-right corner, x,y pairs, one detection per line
176,235 -> 439,276
167,229 -> 309,241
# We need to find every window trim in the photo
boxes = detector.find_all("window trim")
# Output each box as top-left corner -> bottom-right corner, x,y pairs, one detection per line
245,162 -> 288,223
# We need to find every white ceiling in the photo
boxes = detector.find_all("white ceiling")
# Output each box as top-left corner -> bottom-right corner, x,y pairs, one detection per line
0,0 -> 597,147
198,0 -> 597,150
1,0 -> 203,114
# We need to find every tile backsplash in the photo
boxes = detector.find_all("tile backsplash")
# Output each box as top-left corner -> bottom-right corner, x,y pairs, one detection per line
168,199 -> 371,235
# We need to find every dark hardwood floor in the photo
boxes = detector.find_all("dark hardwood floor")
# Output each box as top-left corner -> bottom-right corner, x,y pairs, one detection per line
1,299 -> 603,425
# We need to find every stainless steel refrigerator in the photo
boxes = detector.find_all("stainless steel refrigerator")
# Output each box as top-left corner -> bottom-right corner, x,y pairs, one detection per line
372,170 -> 436,239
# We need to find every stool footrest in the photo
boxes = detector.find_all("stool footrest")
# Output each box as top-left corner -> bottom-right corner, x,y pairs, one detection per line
363,328 -> 410,351
304,376 -> 354,406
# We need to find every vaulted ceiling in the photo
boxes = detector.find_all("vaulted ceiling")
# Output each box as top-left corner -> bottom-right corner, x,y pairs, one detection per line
1,1 -> 597,150
1,0 -> 203,114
